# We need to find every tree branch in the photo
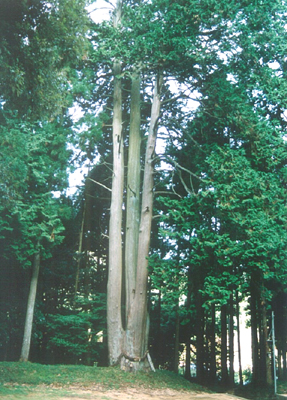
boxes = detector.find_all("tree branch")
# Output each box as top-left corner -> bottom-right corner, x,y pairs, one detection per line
87,177 -> 112,192
162,155 -> 206,182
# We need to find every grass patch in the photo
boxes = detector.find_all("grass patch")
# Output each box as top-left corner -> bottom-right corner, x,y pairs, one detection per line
0,362 -> 205,398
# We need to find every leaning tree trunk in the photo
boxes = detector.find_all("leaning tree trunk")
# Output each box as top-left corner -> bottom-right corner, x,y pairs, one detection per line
20,242 -> 40,362
107,0 -> 124,365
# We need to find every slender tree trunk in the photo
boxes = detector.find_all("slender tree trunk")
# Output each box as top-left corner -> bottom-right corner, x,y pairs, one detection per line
196,289 -> 205,383
185,335 -> 191,379
210,303 -> 217,383
261,291 -> 272,385
84,179 -> 93,365
221,303 -> 229,386
185,267 -> 192,380
74,202 -> 85,304
20,242 -> 40,362
250,274 -> 259,384
229,292 -> 235,386
156,290 -> 162,368
107,0 -> 124,365
235,291 -> 243,386
174,300 -> 180,373
277,345 -> 282,379
283,345 -> 287,379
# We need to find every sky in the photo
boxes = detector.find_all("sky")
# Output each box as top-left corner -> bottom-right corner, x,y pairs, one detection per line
66,1 -> 113,197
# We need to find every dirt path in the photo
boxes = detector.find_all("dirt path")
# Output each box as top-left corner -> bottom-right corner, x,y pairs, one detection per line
57,388 -> 247,400
0,385 -> 248,400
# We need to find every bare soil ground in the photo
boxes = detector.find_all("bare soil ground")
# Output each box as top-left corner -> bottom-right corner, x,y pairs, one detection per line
56,388 -> 247,400
1,386 -> 247,400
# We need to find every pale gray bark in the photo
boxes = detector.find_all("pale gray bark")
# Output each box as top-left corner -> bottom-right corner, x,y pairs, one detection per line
106,1 -> 163,369
125,70 -> 141,322
20,243 -> 40,362
107,0 -> 124,365
126,72 -> 163,360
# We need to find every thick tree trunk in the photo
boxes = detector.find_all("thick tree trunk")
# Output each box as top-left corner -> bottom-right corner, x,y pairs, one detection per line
125,70 -> 141,323
107,0 -> 124,365
107,34 -> 163,368
125,72 -> 163,368
20,243 -> 40,362
107,2 -> 163,370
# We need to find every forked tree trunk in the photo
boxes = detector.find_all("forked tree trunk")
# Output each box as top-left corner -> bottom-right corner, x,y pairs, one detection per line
125,72 -> 163,369
20,242 -> 40,362
106,0 -> 163,369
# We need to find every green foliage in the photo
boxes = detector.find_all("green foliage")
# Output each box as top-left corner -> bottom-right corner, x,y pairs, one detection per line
1,0 -> 287,384
0,115 -> 73,265
40,294 -> 106,362
0,0 -> 89,119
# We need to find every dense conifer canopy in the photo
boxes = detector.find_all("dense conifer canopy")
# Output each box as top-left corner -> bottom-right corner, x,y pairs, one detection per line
1,0 -> 287,386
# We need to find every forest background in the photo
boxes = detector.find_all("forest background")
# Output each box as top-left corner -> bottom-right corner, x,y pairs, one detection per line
1,0 -> 287,389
